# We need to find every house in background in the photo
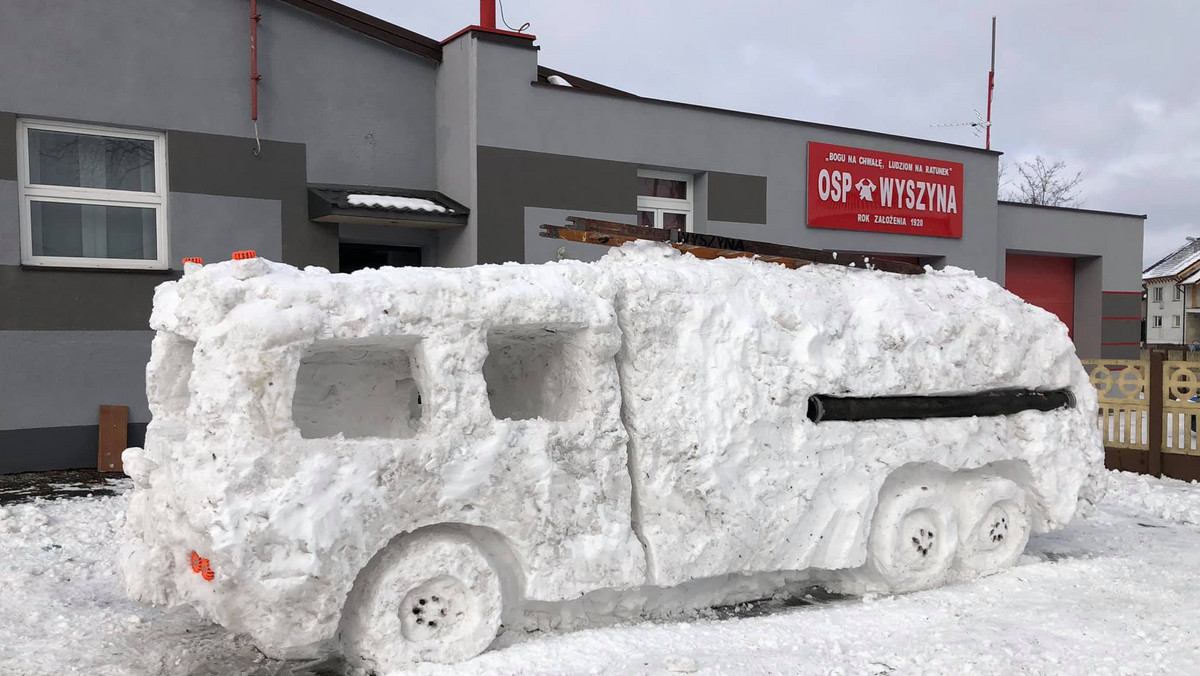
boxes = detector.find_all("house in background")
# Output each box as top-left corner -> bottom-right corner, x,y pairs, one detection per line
1143,238 -> 1200,349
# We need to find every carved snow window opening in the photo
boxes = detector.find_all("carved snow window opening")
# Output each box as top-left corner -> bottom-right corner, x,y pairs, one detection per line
292,339 -> 424,440
484,324 -> 585,421
147,333 -> 196,422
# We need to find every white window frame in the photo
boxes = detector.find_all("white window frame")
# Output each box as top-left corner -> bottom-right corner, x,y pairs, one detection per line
1173,315 -> 1181,328
1153,286 -> 1164,302
1173,285 -> 1183,301
637,169 -> 693,231
17,118 -> 169,270
1152,315 -> 1163,328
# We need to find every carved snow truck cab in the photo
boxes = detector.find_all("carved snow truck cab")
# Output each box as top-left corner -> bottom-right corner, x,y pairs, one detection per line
120,236 -> 1103,671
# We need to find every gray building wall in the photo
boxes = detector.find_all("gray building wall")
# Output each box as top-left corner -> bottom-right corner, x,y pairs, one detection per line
468,36 -> 1144,360
434,34 -> 480,267
0,0 -> 445,471
472,38 -> 1002,278
0,0 -> 438,191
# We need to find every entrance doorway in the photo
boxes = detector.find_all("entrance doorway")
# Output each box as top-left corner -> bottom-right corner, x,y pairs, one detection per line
339,242 -> 422,273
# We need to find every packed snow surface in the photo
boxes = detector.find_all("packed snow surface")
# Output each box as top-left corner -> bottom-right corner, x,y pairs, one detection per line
346,194 -> 452,213
119,243 -> 1101,663
1,470 -> 1197,675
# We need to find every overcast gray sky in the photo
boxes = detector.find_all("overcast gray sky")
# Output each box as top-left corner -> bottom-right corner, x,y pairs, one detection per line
345,0 -> 1197,267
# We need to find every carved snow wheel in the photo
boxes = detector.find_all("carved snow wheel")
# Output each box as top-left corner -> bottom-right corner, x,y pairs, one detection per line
865,470 -> 959,592
951,475 -> 1031,576
341,529 -> 504,670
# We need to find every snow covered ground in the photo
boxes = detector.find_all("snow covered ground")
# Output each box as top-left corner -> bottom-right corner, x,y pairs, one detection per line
1,470 -> 1198,676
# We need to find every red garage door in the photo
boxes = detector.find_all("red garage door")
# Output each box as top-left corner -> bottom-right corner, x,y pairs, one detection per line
1005,254 -> 1075,338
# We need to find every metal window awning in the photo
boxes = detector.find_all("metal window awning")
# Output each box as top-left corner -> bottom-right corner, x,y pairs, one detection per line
308,184 -> 469,229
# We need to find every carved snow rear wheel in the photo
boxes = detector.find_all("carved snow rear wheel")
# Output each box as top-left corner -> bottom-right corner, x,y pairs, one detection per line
865,471 -> 959,593
951,475 -> 1031,576
341,529 -> 504,670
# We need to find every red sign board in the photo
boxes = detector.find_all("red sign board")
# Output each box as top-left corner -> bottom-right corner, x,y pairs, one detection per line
807,142 -> 964,238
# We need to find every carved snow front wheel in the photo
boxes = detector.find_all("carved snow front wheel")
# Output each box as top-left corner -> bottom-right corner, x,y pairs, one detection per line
951,475 -> 1031,576
865,471 -> 959,593
340,529 -> 504,670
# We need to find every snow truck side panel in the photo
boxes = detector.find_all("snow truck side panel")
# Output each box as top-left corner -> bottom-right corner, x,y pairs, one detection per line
120,259 -> 646,656
603,243 -> 1101,588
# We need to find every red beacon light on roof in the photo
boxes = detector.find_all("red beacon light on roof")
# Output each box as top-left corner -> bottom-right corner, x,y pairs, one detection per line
232,250 -> 257,261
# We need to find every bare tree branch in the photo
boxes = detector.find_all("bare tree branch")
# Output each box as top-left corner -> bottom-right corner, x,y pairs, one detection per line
1000,156 -> 1084,207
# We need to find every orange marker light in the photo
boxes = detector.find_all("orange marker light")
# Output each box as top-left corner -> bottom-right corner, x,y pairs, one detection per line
190,551 -> 202,573
231,250 -> 257,260
199,559 -> 215,582
182,257 -> 204,265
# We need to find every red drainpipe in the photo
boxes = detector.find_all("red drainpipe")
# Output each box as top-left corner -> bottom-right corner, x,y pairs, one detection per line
480,0 -> 496,29
251,0 -> 262,121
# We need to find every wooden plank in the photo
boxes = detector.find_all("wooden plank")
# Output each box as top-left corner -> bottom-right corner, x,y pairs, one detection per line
1162,452 -> 1200,482
556,217 -> 925,275
1148,351 -> 1164,477
1105,447 -> 1149,474
98,405 -> 128,473
541,225 -> 816,270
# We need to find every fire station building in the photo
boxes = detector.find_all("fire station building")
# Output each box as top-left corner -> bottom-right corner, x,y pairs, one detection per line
0,0 -> 1145,472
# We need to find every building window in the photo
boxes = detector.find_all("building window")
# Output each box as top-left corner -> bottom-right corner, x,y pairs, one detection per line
637,170 -> 692,232
1152,315 -> 1163,328
1173,286 -> 1183,301
1153,287 -> 1164,302
1173,315 -> 1181,328
17,119 -> 168,269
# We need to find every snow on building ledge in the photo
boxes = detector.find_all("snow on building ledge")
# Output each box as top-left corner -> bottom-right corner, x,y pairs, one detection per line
308,184 -> 469,229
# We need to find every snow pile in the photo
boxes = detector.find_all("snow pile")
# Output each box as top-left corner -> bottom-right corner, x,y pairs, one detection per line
119,242 -> 1103,663
1102,470 -> 1200,525
347,194 -> 452,213
0,487 -> 268,676
5,469 -> 1199,675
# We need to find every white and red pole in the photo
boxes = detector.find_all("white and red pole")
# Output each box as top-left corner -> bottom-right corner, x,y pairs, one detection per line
985,16 -> 996,150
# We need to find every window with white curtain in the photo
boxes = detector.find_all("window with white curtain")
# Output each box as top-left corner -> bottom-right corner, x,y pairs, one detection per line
637,169 -> 692,232
17,119 -> 168,269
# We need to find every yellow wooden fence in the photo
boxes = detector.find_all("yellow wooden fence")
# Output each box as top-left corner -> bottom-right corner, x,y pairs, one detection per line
1083,358 -> 1150,451
1163,360 -> 1200,456
1082,358 -> 1200,469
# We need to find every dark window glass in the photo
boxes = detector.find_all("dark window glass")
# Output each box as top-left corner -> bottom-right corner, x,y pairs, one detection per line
637,176 -> 687,199
662,212 -> 687,231
28,129 -> 155,192
638,210 -> 655,228
30,201 -> 156,259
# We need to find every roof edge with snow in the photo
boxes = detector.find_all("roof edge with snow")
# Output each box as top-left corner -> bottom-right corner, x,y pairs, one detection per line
308,184 -> 469,229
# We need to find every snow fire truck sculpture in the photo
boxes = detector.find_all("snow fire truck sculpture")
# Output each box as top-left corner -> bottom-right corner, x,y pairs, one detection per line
121,223 -> 1103,671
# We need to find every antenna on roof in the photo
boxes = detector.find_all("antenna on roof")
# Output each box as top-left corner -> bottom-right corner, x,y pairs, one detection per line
929,17 -> 996,148
931,110 -> 988,138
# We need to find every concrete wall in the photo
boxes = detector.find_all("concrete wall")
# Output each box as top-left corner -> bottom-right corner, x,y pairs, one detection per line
472,38 -> 1002,277
433,35 -> 479,267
